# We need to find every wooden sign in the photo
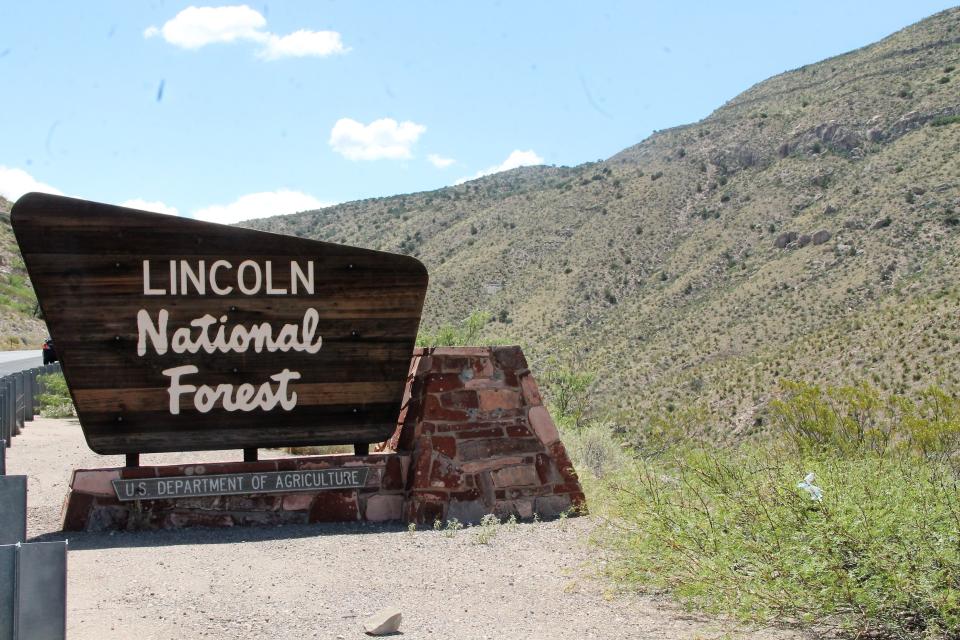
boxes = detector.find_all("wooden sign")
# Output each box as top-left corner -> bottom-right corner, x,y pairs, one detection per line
11,193 -> 428,454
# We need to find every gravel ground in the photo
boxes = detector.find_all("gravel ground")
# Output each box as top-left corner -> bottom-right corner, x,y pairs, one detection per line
6,418 -> 811,640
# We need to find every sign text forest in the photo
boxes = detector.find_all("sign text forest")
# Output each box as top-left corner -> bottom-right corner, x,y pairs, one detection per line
12,193 -> 428,455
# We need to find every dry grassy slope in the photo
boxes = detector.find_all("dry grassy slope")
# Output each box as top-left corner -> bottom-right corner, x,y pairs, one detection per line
0,196 -> 44,348
250,8 -> 960,435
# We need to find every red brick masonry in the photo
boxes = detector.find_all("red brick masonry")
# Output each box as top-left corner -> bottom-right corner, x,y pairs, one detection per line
393,346 -> 586,524
62,346 -> 585,531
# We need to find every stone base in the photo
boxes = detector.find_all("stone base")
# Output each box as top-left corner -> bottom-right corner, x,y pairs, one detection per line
392,346 -> 586,524
62,453 -> 409,532
61,345 -> 586,532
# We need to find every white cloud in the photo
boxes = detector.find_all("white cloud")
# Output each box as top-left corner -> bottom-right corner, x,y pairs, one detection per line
0,166 -> 63,201
193,190 -> 329,225
259,30 -> 348,60
145,5 -> 348,60
144,5 -> 265,49
455,149 -> 544,184
329,118 -> 427,161
119,199 -> 179,216
427,153 -> 455,169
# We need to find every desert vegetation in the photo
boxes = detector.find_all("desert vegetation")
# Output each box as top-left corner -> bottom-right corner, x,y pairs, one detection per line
37,372 -> 75,418
245,8 -> 960,443
554,378 -> 960,638
0,196 -> 45,348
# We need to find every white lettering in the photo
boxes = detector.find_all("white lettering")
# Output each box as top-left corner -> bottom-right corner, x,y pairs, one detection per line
291,261 -> 314,295
265,261 -> 287,295
209,260 -> 233,295
180,260 -> 206,295
162,364 -> 199,415
143,260 -> 166,295
160,366 -> 300,414
237,260 -> 262,295
137,308 -> 168,356
136,308 -> 323,356
143,260 -> 319,296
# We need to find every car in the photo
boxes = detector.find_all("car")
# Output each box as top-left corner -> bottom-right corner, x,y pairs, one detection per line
42,337 -> 57,365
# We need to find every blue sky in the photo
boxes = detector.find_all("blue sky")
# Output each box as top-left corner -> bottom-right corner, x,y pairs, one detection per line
0,1 -> 955,224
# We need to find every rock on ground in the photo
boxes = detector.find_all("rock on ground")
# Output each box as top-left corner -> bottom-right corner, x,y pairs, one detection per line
363,607 -> 401,635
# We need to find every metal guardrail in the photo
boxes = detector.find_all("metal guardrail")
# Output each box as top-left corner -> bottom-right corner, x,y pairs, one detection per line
0,364 -> 68,640
0,541 -> 68,640
0,364 -> 61,450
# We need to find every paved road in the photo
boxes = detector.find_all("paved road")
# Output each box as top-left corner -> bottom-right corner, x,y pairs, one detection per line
0,350 -> 44,377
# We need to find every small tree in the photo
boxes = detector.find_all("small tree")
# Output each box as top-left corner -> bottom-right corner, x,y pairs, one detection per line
417,310 -> 492,347
542,355 -> 596,430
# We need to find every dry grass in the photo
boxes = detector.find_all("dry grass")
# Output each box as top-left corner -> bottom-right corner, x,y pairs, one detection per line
244,9 -> 960,439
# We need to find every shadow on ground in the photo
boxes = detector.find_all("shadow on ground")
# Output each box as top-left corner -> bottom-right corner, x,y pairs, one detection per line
30,520 -> 410,550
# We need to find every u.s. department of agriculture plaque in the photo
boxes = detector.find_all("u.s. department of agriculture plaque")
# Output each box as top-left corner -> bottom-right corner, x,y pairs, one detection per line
113,467 -> 371,501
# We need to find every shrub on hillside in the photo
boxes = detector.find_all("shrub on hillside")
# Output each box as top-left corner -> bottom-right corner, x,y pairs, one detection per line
541,357 -> 596,430
416,310 -> 492,347
770,380 -> 960,461
595,382 -> 960,638
37,372 -> 75,418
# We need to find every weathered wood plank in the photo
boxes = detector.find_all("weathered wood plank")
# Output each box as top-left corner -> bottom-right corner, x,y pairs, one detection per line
12,193 -> 428,454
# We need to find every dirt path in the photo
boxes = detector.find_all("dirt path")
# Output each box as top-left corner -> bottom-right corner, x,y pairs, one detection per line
6,418 -> 809,640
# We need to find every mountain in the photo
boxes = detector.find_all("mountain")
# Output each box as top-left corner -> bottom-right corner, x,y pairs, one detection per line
0,196 -> 44,348
2,11 -> 958,431
245,8 -> 960,436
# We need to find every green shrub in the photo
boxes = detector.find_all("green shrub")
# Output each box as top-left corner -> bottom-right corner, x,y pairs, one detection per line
770,380 -> 960,461
604,445 -> 960,636
37,373 -> 75,418
563,421 -> 629,481
931,115 -> 960,127
541,357 -> 595,429
416,310 -> 492,347
596,382 -> 960,638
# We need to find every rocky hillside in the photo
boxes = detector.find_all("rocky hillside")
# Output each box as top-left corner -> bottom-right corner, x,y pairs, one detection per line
245,8 -> 960,436
0,196 -> 44,348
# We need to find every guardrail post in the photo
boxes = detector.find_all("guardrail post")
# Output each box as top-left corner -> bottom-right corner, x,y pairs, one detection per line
0,476 -> 26,545
12,374 -> 22,436
5,378 -> 13,442
30,369 -> 39,419
35,368 -> 43,417
0,389 -> 7,448
0,541 -> 68,640
23,373 -> 31,425
0,542 -> 14,640
29,370 -> 36,421
15,541 -> 68,640
25,371 -> 32,420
